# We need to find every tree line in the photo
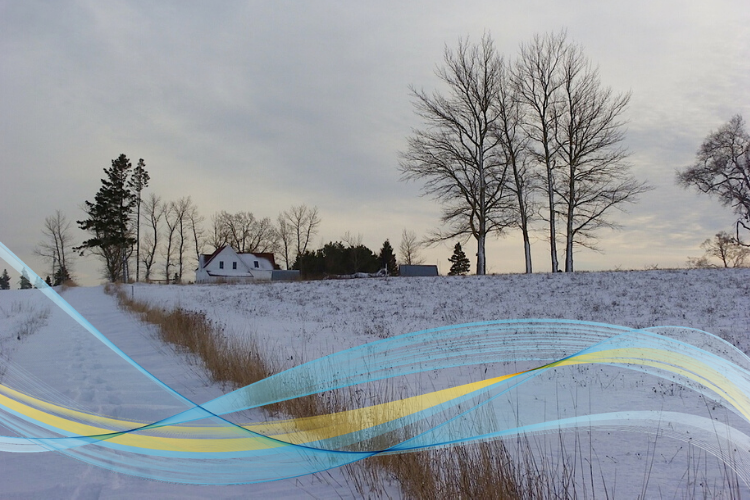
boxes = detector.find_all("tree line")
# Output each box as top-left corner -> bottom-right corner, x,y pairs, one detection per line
72,154 -> 333,282
26,153 -> 434,284
25,34 -> 748,280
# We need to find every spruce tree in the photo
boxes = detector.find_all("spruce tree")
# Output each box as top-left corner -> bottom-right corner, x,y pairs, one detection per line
0,269 -> 10,290
76,154 -> 137,282
53,266 -> 71,286
19,269 -> 32,289
448,242 -> 471,276
378,239 -> 399,276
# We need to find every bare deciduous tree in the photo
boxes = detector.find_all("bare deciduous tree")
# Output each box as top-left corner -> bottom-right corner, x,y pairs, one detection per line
553,41 -> 650,272
186,202 -> 205,267
277,215 -> 293,270
400,34 -> 516,275
34,210 -> 75,283
172,197 -> 192,282
246,216 -> 278,254
514,30 -> 649,272
514,31 -> 568,273
399,229 -> 424,265
282,205 -> 321,261
141,193 -> 164,282
496,59 -> 536,273
677,115 -> 750,245
163,202 -> 178,282
342,231 -> 363,248
212,211 -> 279,254
687,231 -> 749,268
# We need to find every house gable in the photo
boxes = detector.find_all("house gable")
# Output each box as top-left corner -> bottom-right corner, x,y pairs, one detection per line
196,246 -> 276,282
202,247 -> 252,276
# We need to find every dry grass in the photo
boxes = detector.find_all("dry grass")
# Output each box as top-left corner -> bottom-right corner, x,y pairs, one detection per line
105,283 -> 592,499
108,284 -> 270,389
105,284 -> 744,499
4,301 -> 51,341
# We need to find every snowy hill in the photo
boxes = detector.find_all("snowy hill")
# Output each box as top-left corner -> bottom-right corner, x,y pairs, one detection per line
1,268 -> 750,498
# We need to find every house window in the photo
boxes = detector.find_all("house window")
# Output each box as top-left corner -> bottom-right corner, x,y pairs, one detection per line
254,261 -> 259,268
219,261 -> 224,269
233,262 -> 237,270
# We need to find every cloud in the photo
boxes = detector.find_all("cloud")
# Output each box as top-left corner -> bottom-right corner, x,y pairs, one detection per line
2,0 -> 749,283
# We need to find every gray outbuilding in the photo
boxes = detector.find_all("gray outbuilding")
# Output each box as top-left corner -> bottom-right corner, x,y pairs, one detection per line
399,265 -> 439,277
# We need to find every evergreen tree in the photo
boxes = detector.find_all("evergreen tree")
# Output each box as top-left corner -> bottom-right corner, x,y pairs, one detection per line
448,242 -> 471,276
53,266 -> 71,286
293,241 -> 380,278
378,240 -> 399,276
19,269 -> 32,289
347,244 -> 379,274
76,154 -> 137,282
129,158 -> 149,282
45,276 -> 52,286
0,269 -> 10,290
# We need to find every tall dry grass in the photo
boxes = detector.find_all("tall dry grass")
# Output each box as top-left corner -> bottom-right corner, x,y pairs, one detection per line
108,284 -> 270,389
107,284 -> 744,499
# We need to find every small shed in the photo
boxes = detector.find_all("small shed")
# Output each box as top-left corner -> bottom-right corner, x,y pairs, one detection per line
271,270 -> 301,281
399,265 -> 439,277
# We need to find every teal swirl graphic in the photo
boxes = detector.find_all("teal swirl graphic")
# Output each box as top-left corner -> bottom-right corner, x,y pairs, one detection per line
1,241 -> 749,485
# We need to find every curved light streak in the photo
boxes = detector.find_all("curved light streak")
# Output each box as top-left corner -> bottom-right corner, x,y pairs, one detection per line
2,241 -> 750,485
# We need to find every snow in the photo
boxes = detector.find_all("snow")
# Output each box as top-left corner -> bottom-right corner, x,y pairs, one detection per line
0,287 -> 360,498
2,268 -> 750,498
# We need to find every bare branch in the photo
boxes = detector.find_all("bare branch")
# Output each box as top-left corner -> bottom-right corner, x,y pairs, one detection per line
677,115 -> 750,243
400,33 -> 515,274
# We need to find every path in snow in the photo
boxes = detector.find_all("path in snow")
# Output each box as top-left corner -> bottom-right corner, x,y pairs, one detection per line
0,286 -> 360,499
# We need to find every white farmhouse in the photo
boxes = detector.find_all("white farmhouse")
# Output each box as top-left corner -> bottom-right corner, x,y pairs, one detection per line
195,246 -> 277,283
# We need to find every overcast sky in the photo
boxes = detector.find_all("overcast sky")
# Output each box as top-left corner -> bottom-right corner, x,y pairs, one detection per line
2,0 -> 749,285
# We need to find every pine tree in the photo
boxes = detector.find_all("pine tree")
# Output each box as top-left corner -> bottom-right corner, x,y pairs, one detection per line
0,269 -> 10,290
19,269 -> 32,289
76,154 -> 137,282
448,242 -> 471,276
129,158 -> 149,282
53,266 -> 71,286
379,239 -> 399,276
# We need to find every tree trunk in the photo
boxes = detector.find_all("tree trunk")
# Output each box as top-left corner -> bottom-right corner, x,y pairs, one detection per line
522,228 -> 532,274
514,176 -> 533,274
477,149 -> 487,275
476,233 -> 486,275
542,124 -> 559,273
565,163 -> 575,272
136,197 -> 141,282
546,164 -> 559,272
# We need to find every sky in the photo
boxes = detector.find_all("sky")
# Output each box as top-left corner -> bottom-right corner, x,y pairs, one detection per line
1,0 -> 749,285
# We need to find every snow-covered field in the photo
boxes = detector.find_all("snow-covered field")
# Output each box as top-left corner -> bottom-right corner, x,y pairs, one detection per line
2,268 -> 750,498
0,287 -> 359,498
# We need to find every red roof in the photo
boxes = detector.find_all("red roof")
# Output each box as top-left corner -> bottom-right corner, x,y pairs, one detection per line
201,246 -> 226,268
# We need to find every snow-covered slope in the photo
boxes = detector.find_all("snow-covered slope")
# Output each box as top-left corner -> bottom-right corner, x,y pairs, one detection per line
0,286 -> 359,498
1,268 -> 749,498
131,268 -> 750,498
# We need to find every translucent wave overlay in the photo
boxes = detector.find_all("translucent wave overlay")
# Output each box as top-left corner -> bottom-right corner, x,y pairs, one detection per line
2,242 -> 750,485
